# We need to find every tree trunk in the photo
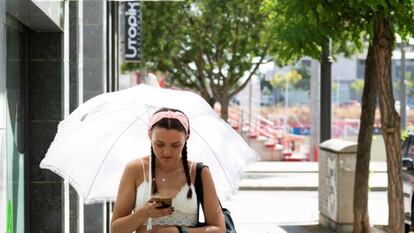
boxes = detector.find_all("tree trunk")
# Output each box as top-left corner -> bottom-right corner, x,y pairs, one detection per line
373,16 -> 404,233
199,90 -> 215,107
220,98 -> 229,122
353,44 -> 376,233
219,83 -> 230,122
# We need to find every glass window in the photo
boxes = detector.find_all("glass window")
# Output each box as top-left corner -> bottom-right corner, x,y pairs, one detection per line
6,15 -> 28,233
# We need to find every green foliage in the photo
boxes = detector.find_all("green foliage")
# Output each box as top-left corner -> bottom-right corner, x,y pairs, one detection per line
270,69 -> 302,88
7,200 -> 13,233
261,0 -> 414,65
121,62 -> 140,74
138,0 -> 270,105
402,124 -> 414,141
351,79 -> 365,96
261,0 -> 366,65
332,82 -> 338,93
406,72 -> 414,99
294,64 -> 310,90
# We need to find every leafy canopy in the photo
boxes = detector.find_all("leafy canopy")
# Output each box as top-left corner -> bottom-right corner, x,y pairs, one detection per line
132,0 -> 270,105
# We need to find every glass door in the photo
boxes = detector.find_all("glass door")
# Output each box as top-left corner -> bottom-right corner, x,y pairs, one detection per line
6,14 -> 28,233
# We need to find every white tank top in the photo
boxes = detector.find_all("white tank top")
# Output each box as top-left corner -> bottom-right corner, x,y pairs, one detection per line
135,160 -> 198,226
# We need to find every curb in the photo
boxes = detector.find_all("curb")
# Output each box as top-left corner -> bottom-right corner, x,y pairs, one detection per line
238,186 -> 388,192
243,170 -> 388,174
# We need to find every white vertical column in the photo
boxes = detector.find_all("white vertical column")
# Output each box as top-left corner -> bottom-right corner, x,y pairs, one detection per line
77,1 -> 84,233
102,0 -> 107,93
63,0 -> 70,233
310,59 -> 320,161
102,1 -> 108,231
78,0 -> 84,105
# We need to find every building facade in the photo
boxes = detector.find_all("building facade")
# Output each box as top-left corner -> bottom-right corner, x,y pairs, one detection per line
0,0 -> 120,232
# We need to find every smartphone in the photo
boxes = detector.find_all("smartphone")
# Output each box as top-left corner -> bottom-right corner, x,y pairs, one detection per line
150,197 -> 172,209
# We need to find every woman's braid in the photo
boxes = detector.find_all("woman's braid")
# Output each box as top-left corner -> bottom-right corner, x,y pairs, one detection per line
150,146 -> 158,195
181,142 -> 193,199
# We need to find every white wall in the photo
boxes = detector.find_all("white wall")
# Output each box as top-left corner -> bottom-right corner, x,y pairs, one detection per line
332,56 -> 357,81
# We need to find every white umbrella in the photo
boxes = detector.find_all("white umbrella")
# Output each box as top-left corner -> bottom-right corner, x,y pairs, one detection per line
40,84 -> 259,204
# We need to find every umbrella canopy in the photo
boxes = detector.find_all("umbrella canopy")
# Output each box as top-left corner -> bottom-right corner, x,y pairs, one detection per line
40,84 -> 259,204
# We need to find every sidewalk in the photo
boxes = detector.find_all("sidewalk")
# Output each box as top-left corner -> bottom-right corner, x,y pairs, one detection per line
228,161 -> 388,233
243,161 -> 387,173
239,161 -> 387,191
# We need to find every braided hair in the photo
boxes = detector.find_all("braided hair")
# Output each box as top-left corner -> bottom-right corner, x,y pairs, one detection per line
149,108 -> 193,199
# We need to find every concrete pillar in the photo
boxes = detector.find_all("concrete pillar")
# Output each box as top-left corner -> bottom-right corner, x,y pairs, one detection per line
69,1 -> 80,232
83,0 -> 106,101
82,0 -> 106,232
28,32 -> 64,232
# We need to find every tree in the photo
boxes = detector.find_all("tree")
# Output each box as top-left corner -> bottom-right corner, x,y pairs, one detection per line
351,79 -> 365,98
406,72 -> 414,100
295,64 -> 311,91
269,70 -> 302,89
262,1 -> 414,232
126,0 -> 271,121
270,70 -> 302,106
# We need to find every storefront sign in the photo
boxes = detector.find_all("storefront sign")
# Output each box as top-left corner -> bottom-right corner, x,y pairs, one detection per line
124,1 -> 141,62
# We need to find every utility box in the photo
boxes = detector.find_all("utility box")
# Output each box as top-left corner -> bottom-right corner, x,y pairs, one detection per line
319,139 -> 357,232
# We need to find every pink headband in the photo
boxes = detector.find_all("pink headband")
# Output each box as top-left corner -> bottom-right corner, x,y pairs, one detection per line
148,110 -> 189,134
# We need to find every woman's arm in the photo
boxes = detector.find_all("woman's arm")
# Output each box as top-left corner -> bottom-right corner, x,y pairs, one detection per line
111,161 -> 148,233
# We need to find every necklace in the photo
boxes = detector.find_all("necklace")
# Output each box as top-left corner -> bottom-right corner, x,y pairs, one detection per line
160,177 -> 166,182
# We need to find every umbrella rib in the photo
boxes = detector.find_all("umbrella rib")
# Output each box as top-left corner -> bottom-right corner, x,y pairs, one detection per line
86,110 -> 150,198
190,127 -> 236,191
52,106 -> 147,157
79,103 -> 145,123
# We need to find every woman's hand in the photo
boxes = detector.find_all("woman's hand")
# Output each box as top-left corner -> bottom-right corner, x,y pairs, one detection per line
140,201 -> 174,219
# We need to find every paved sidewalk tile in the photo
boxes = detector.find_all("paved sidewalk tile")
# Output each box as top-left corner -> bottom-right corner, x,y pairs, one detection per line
236,224 -> 335,233
238,172 -> 387,191
236,225 -> 387,233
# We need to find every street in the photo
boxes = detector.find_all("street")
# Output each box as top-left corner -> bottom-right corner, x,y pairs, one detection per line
220,190 -> 388,233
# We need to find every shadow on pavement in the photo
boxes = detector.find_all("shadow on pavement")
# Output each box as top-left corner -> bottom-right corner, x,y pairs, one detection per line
280,225 -> 387,233
280,225 -> 334,233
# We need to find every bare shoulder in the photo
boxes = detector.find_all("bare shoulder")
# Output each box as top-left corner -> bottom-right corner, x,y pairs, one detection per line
124,158 -> 140,173
123,156 -> 149,185
200,164 -> 211,176
199,165 -> 217,192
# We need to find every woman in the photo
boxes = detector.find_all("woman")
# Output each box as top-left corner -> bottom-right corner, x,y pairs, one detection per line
111,108 -> 225,233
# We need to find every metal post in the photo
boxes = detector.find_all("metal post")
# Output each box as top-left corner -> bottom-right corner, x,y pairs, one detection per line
320,37 -> 332,142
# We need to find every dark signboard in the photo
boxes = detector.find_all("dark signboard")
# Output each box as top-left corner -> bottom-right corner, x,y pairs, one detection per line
124,1 -> 141,62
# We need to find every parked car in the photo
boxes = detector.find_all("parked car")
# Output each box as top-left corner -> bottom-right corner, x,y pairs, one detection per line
402,133 -> 414,232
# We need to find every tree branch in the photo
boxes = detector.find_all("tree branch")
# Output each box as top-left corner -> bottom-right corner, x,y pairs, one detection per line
229,44 -> 269,98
